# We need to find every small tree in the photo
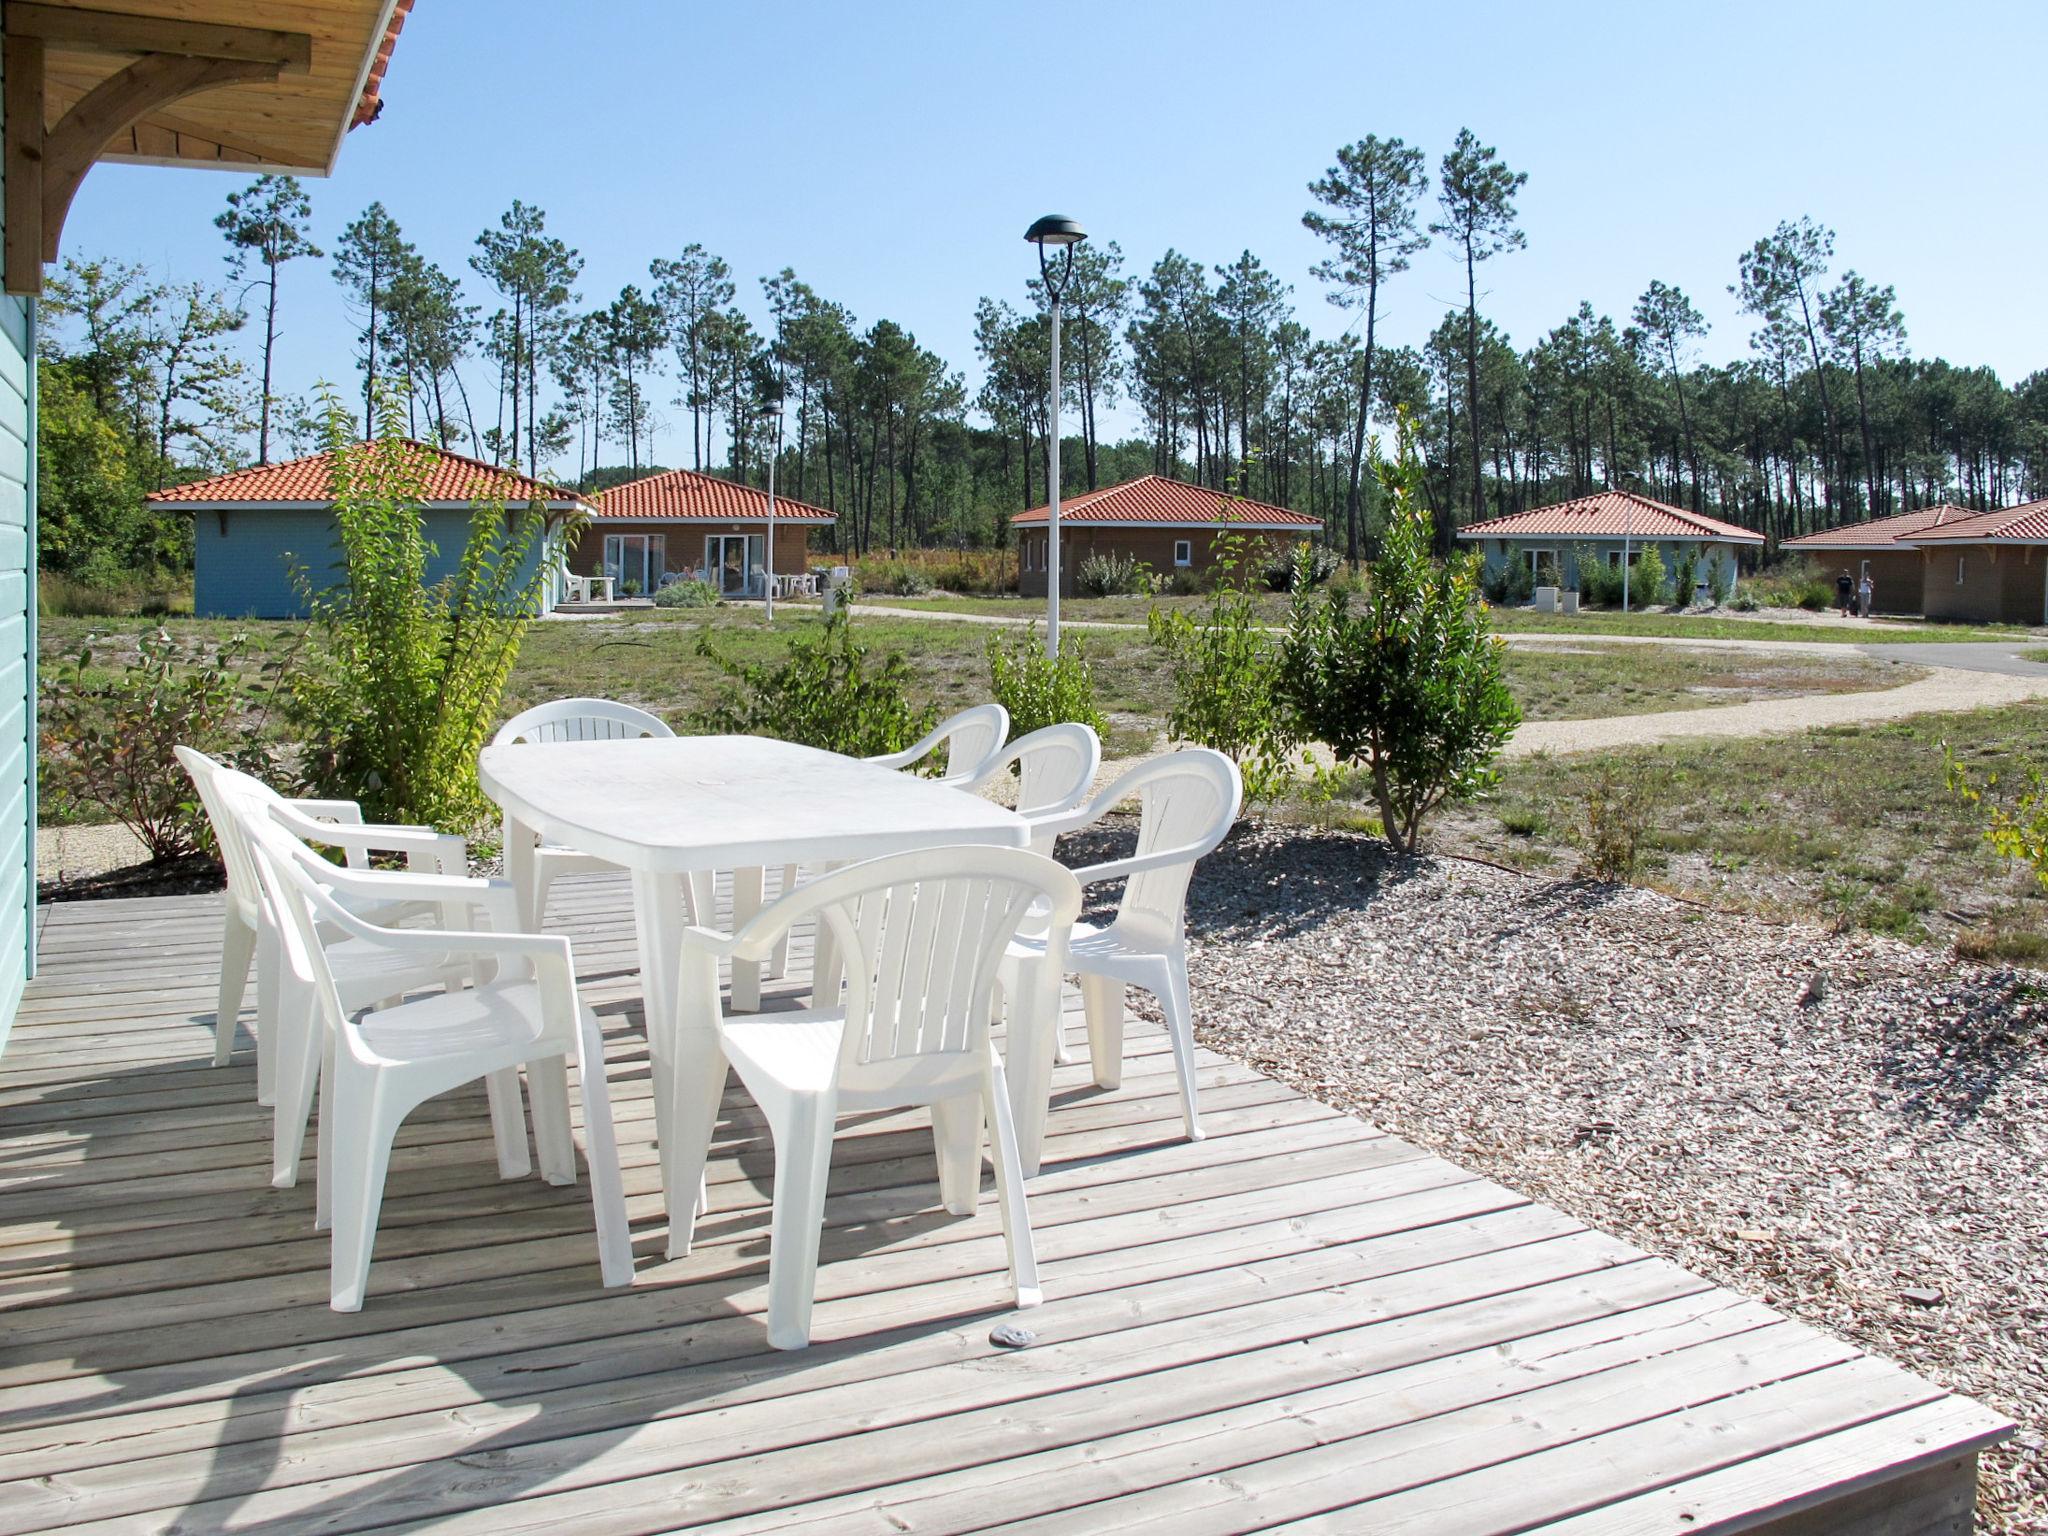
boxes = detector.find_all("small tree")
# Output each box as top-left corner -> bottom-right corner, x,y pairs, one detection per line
1630,544 -> 1667,608
988,627 -> 1106,742
1278,410 -> 1520,853
693,607 -> 934,758
287,389 -> 563,829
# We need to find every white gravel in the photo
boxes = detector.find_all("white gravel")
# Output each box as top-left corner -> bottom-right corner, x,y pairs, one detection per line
1063,821 -> 2048,1533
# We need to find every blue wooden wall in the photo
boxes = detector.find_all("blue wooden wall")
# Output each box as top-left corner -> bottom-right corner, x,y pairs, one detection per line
0,37 -> 35,1047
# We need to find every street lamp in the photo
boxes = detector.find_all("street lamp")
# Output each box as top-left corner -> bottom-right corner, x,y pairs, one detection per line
759,395 -> 784,622
1026,213 -> 1085,657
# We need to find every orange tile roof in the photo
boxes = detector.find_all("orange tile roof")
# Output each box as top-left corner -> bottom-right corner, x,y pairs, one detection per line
1011,476 -> 1320,529
148,442 -> 591,508
595,467 -> 837,523
351,0 -> 414,130
1457,490 -> 1764,544
1908,499 -> 2048,544
1782,504 -> 1974,550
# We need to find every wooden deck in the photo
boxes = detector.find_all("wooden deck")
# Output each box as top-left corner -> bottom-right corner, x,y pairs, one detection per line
0,876 -> 2011,1534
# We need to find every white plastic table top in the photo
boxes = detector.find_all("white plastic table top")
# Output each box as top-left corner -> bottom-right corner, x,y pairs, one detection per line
477,734 -> 1029,871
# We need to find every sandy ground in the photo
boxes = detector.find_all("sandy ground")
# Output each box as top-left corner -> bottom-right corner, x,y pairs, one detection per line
36,822 -> 149,884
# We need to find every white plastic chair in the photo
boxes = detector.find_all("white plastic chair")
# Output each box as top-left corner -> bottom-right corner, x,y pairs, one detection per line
176,747 -> 466,1105
1003,749 -> 1242,1177
963,722 -> 1101,854
662,845 -> 1080,1350
864,703 -> 1009,787
493,699 -> 675,923
245,814 -> 635,1312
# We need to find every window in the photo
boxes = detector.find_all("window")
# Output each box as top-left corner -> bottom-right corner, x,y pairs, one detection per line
1173,539 -> 1193,568
1522,547 -> 1556,575
1607,548 -> 1643,569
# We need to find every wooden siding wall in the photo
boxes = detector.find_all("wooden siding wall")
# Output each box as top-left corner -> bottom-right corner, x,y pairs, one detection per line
563,522 -> 817,581
0,32 -> 34,1047
1921,544 -> 2048,627
1017,526 -> 1302,597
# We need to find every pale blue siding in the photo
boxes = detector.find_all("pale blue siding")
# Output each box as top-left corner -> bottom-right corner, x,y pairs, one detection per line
1471,536 -> 1745,600
0,30 -> 32,1047
193,507 -> 556,618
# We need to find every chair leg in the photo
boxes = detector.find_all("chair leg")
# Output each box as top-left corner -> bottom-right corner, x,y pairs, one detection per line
763,1090 -> 838,1351
328,1069 -> 404,1312
1081,974 -> 1126,1091
254,924 -> 282,1108
215,909 -> 258,1067
270,979 -> 321,1190
314,1032 -> 336,1232
663,1037 -> 727,1259
528,1057 -> 576,1186
768,864 -> 798,979
931,1093 -> 984,1216
572,1017 -> 635,1288
984,1054 -> 1042,1309
485,1068 -> 532,1179
1006,956 -> 1058,1180
1160,957 -> 1203,1143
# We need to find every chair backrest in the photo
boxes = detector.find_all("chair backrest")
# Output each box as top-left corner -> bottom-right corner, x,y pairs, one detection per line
493,698 -> 675,747
175,746 -> 261,923
971,723 -> 1100,851
933,703 -> 1007,781
240,813 -> 361,1051
1098,749 -> 1242,949
744,846 -> 1080,1084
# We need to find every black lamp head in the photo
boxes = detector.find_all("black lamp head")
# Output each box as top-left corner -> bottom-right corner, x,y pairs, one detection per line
1023,214 -> 1087,247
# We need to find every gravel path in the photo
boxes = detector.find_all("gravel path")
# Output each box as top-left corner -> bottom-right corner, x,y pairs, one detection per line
1079,822 -> 2047,1533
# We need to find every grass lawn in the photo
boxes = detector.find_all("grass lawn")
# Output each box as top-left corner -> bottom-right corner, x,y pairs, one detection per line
1387,704 -> 2048,961
865,591 -> 2036,645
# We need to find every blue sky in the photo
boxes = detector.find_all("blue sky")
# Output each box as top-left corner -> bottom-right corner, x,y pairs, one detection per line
57,0 -> 2048,467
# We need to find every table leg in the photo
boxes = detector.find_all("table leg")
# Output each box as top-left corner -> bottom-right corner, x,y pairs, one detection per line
730,865 -> 764,1012
504,813 -> 540,933
629,870 -> 684,1205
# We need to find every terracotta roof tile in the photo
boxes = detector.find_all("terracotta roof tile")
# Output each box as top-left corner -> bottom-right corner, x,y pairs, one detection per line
351,0 -> 414,130
595,467 -> 836,523
1782,504 -> 1974,549
1908,499 -> 2048,544
1011,476 -> 1320,529
1456,491 -> 1764,544
147,442 -> 590,508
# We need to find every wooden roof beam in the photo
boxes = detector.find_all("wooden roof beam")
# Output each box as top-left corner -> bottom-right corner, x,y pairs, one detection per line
2,4 -> 310,73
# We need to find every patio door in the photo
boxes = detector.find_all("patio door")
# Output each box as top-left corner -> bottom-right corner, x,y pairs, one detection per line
602,533 -> 664,595
706,533 -> 765,597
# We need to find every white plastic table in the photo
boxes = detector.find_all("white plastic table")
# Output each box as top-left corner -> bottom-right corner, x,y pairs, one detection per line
477,735 -> 1029,1238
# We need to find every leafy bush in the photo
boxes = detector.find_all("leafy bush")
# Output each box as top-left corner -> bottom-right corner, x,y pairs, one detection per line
1630,545 -> 1667,607
1263,541 -> 1338,593
1147,528 -> 1297,805
1534,558 -> 1562,590
38,572 -> 192,618
855,558 -> 932,597
692,606 -> 934,757
1277,411 -> 1520,854
1077,549 -> 1148,597
1745,556 -> 1833,611
1946,747 -> 2048,896
653,578 -> 719,609
42,628 -> 262,860
1711,559 -> 1735,606
1578,765 -> 1660,882
1729,581 -> 1761,611
1669,547 -> 1698,608
987,627 -> 1107,741
1482,557 -> 1535,606
285,391 -> 562,831
1577,552 -> 1620,607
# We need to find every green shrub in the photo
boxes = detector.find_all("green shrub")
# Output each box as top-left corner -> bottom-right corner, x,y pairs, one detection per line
1711,560 -> 1735,606
692,606 -> 934,757
653,578 -> 719,609
1277,411 -> 1520,854
1483,557 -> 1535,606
1579,765 -> 1660,882
38,572 -> 193,618
41,627 -> 262,860
1077,549 -> 1148,597
1669,547 -> 1698,607
854,558 -> 933,597
1147,527 -> 1297,805
285,390 -> 561,831
1630,545 -> 1666,608
987,627 -> 1107,741
1263,541 -> 1338,593
1577,552 -> 1622,607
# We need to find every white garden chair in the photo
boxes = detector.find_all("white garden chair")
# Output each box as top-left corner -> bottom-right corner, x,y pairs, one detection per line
493,699 -> 675,923
213,770 -> 533,1201
176,747 -> 467,1105
245,814 -> 635,1312
864,703 -> 1008,787
1002,748 -> 1242,1177
962,722 -> 1101,854
662,845 -> 1080,1350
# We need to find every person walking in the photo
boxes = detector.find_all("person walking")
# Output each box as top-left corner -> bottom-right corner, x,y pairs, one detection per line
1857,569 -> 1874,618
1836,568 -> 1855,618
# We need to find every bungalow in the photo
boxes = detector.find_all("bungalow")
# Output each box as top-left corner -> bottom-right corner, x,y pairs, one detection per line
1457,490 -> 1764,599
574,467 -> 835,598
1011,475 -> 1321,597
1780,504 -> 1972,614
1911,498 -> 2048,626
154,444 -> 593,619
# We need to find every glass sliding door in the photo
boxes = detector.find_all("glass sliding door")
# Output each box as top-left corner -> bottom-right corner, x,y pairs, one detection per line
602,533 -> 665,596
706,533 -> 766,597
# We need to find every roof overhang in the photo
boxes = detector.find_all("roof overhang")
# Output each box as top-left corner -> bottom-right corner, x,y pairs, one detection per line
165,497 -> 594,514
1012,518 -> 1320,532
592,513 -> 836,526
1455,528 -> 1766,545
1906,535 -> 2048,548
3,0 -> 403,295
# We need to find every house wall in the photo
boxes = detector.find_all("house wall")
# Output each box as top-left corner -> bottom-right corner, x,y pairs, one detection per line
563,521 -> 817,584
1472,537 -> 1745,600
0,38 -> 35,1047
1015,525 -> 1305,597
192,507 -> 557,619
1921,544 -> 2047,626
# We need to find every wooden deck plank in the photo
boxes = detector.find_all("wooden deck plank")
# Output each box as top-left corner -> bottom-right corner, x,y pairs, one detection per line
0,885 -> 2008,1535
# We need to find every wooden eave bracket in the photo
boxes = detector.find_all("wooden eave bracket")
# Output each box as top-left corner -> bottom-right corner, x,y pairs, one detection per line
3,3 -> 314,295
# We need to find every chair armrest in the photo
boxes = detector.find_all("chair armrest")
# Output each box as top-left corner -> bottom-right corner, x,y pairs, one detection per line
864,720 -> 949,772
1067,844 -> 1211,888
269,801 -> 467,874
283,797 -> 364,825
677,923 -> 742,960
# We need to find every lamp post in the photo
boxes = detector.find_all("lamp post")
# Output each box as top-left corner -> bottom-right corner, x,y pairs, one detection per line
760,396 -> 784,622
1025,214 -> 1086,658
